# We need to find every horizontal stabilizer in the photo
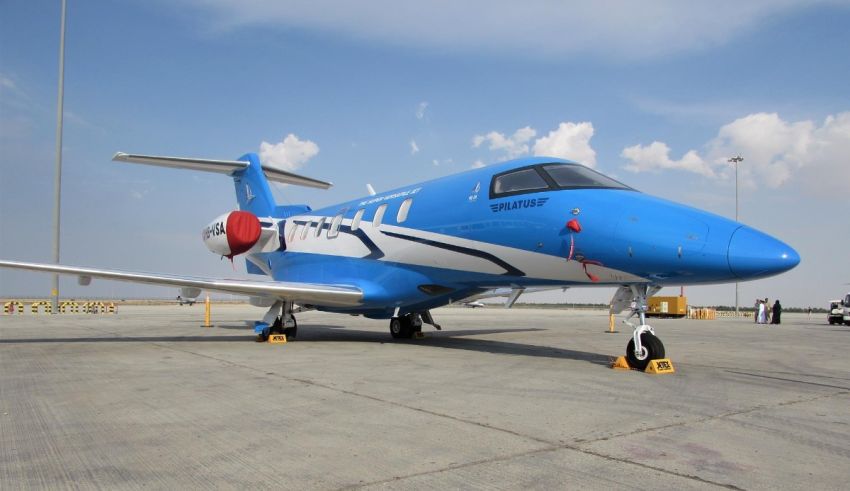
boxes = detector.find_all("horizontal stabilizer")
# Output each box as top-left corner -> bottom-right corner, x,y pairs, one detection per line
113,152 -> 333,189
0,260 -> 362,307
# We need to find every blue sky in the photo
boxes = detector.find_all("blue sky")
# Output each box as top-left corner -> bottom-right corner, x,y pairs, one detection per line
1,0 -> 849,307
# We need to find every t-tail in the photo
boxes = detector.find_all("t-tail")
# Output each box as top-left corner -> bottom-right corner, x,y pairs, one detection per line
112,152 -> 332,217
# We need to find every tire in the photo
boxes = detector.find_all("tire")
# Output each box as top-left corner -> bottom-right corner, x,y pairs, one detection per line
390,317 -> 413,339
270,316 -> 283,334
626,332 -> 666,370
284,316 -> 298,339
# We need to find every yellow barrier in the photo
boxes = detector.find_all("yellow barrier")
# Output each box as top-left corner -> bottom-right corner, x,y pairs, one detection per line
688,308 -> 716,320
715,310 -> 753,318
106,302 -> 116,314
59,301 -> 79,313
31,301 -> 53,314
4,301 -> 24,315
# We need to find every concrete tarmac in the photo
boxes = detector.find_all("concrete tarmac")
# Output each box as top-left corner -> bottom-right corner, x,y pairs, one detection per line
1,305 -> 848,490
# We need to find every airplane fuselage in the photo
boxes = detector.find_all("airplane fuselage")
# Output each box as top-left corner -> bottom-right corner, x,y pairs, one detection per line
252,157 -> 798,319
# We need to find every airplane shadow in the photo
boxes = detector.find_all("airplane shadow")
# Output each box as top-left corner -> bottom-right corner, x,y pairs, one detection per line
0,325 -> 611,365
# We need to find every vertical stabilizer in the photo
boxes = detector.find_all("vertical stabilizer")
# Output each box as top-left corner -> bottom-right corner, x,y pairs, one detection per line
233,153 -> 276,216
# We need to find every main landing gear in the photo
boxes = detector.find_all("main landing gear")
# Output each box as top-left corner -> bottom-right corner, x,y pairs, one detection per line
255,300 -> 298,342
614,285 -> 666,370
389,310 -> 441,339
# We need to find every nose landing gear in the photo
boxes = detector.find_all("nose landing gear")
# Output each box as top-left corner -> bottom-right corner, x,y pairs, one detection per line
614,285 -> 666,370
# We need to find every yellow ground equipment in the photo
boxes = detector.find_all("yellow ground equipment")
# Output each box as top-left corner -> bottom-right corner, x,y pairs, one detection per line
646,296 -> 687,318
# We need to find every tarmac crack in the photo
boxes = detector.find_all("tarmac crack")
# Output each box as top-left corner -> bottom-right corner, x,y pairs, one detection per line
80,325 -> 749,490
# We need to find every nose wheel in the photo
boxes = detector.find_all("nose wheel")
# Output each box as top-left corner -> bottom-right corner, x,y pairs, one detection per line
626,330 -> 665,370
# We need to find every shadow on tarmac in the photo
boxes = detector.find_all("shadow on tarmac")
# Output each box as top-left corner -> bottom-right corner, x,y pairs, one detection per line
0,324 -> 611,365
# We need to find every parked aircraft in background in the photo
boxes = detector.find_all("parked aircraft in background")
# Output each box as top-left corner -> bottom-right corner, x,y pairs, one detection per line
0,151 -> 799,368
176,295 -> 196,306
458,286 -> 568,308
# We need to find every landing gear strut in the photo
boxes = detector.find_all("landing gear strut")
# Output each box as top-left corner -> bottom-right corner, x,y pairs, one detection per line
620,285 -> 666,369
255,300 -> 297,342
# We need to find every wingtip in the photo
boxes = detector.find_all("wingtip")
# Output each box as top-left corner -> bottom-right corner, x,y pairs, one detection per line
112,151 -> 128,161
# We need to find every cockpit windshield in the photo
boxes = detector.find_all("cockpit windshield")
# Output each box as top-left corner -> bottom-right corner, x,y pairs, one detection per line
489,163 -> 633,198
491,168 -> 550,195
542,164 -> 632,190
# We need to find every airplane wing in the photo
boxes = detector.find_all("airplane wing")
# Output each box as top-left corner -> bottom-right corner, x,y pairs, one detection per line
0,260 -> 362,307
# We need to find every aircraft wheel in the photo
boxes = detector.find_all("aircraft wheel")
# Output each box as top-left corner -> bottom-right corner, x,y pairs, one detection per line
284,316 -> 297,339
626,332 -> 665,370
270,316 -> 284,334
390,317 -> 413,339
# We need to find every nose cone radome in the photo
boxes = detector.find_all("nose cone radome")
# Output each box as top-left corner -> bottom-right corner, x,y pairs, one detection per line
728,226 -> 800,280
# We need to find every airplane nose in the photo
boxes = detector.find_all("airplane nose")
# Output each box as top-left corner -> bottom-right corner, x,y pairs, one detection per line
727,226 -> 800,279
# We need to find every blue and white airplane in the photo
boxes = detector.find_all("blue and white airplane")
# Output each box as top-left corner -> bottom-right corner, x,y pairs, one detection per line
0,151 -> 800,368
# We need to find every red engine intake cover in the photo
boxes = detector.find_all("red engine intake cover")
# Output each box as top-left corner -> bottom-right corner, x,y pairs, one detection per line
225,211 -> 261,258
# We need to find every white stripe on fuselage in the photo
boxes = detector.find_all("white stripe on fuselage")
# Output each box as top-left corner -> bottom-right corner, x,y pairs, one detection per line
283,216 -> 645,284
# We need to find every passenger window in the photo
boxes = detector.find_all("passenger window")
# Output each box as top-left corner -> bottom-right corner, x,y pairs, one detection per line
492,168 -> 549,196
351,209 -> 365,231
301,221 -> 313,240
328,214 -> 343,238
373,204 -> 387,228
397,198 -> 413,223
288,222 -> 300,242
315,217 -> 326,237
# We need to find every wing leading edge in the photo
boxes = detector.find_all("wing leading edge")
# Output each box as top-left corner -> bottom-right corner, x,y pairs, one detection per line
0,260 -> 362,307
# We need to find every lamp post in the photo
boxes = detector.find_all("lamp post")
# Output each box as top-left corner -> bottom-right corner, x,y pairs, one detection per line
728,155 -> 744,315
52,0 -> 67,314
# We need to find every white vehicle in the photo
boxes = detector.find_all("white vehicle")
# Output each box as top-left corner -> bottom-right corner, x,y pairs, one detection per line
844,292 -> 850,326
828,300 -> 843,324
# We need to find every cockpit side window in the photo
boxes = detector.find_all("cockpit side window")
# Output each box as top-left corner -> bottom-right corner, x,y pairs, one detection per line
542,164 -> 632,190
490,168 -> 550,198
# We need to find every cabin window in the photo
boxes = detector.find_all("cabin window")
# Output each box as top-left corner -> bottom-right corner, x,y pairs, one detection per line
397,198 -> 413,223
328,214 -> 343,238
301,221 -> 313,240
351,209 -> 365,231
542,164 -> 632,190
373,204 -> 387,228
315,217 -> 326,237
491,168 -> 549,197
288,222 -> 300,242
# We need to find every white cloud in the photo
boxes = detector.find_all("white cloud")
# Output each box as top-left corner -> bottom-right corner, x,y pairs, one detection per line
533,122 -> 597,167
180,1 -> 844,60
415,101 -> 428,120
409,139 -> 419,154
621,111 -> 850,192
621,141 -> 713,177
473,121 -> 597,165
472,126 -> 536,159
258,133 -> 319,170
471,160 -> 486,169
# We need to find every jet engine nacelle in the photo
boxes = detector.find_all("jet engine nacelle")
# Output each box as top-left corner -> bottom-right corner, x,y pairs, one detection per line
202,211 -> 261,258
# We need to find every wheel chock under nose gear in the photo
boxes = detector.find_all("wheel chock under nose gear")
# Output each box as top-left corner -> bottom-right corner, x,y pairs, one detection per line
610,356 -> 675,374
645,358 -> 675,374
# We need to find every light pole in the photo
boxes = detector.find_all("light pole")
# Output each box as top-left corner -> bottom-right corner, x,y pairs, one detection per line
52,0 -> 67,314
728,155 -> 744,315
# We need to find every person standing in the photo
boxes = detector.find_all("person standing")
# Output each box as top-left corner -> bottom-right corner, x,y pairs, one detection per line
757,300 -> 766,324
754,299 -> 760,323
763,298 -> 771,324
771,300 -> 782,325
